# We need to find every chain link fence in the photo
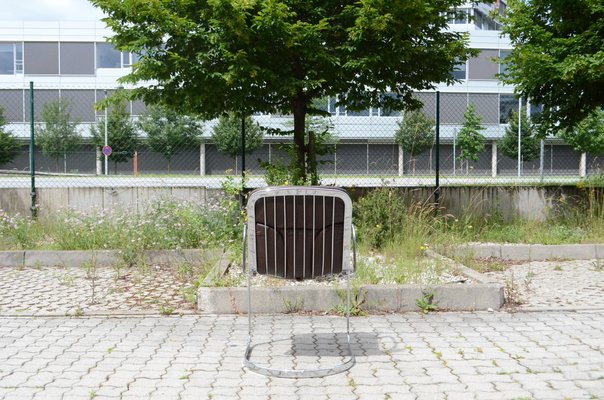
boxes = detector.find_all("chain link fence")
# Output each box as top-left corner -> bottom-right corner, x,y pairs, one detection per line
1,83 -> 603,205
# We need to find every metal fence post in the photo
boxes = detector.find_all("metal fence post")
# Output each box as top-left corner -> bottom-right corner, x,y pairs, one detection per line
434,90 -> 440,210
29,81 -> 37,219
517,97 -> 522,177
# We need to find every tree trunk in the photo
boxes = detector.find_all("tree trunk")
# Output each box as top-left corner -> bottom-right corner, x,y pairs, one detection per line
168,159 -> 172,174
292,95 -> 307,184
63,153 -> 67,174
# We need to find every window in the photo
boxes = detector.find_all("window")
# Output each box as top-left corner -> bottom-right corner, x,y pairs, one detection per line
499,50 -> 512,75
474,10 -> 500,30
121,51 -> 140,67
529,102 -> 543,117
380,93 -> 402,117
96,43 -> 121,68
448,8 -> 469,24
452,59 -> 467,80
97,43 -> 141,69
346,107 -> 370,116
0,43 -> 23,75
328,97 -> 337,115
500,94 -> 522,124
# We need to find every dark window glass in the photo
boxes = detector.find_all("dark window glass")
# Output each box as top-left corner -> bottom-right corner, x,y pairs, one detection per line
0,44 -> 14,74
380,93 -> 402,116
530,103 -> 543,117
328,97 -> 337,115
500,94 -> 519,124
346,107 -> 370,116
96,43 -> 121,68
312,97 -> 328,113
452,60 -> 467,80
499,50 -> 512,75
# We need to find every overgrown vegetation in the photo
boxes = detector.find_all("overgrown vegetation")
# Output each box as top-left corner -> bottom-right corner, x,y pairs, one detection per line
1,183 -> 603,288
0,178 -> 243,253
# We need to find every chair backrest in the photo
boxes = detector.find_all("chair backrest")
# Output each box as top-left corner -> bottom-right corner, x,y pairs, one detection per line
246,187 -> 353,280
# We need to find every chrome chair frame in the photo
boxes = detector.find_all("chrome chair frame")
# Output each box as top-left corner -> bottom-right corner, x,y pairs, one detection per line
242,186 -> 356,378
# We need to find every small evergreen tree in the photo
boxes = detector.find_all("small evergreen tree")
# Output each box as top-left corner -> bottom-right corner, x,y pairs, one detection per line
395,110 -> 435,175
90,99 -> 138,174
0,107 -> 20,167
500,110 -> 540,162
559,110 -> 604,155
212,113 -> 263,171
138,105 -> 203,173
36,99 -> 81,173
456,104 -> 486,173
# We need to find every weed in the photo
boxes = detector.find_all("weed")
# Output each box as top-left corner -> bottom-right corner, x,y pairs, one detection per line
593,259 -> 604,272
160,305 -> 175,315
457,349 -> 464,356
416,291 -> 438,314
333,285 -> 367,316
107,346 -> 115,354
83,255 -> 99,305
282,296 -> 304,313
89,390 -> 97,399
74,307 -> 84,317
348,377 -> 357,389
524,267 -> 535,291
60,273 -> 75,286
180,286 -> 197,304
504,271 -> 523,306
475,347 -> 483,353
553,265 -> 563,271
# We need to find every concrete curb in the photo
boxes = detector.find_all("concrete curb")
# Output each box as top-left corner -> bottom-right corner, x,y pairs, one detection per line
0,249 -> 211,268
197,284 -> 505,314
440,243 -> 604,261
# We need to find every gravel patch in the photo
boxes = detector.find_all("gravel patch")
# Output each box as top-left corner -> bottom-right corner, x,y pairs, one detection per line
483,259 -> 604,309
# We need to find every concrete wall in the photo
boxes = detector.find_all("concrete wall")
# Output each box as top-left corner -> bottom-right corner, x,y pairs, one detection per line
1,185 -> 600,221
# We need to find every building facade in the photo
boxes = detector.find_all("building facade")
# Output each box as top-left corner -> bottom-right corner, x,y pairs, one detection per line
0,5 -> 600,178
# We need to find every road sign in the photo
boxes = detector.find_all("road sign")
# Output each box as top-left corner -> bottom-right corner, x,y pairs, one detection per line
102,146 -> 112,156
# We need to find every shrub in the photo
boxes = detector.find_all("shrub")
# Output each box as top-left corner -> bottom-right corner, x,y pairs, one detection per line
354,187 -> 407,249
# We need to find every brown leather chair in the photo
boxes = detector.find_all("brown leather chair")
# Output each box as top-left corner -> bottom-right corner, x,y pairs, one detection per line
242,186 -> 356,378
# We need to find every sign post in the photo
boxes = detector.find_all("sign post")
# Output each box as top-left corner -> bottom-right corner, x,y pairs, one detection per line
104,89 -> 109,176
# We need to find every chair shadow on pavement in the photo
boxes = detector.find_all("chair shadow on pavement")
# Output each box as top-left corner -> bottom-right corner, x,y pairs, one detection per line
247,332 -> 399,359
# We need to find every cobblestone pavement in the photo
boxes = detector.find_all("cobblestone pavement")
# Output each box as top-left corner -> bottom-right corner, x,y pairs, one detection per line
0,312 -> 603,400
484,259 -> 604,310
0,265 -> 197,316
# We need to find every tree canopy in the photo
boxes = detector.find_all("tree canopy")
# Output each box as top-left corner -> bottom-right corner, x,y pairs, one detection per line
36,99 -> 82,173
138,105 -> 203,172
395,110 -> 435,158
91,0 -> 476,184
500,0 -> 604,133
90,99 -> 138,172
559,110 -> 604,155
0,107 -> 20,167
211,113 -> 263,159
456,104 -> 485,164
500,110 -> 540,162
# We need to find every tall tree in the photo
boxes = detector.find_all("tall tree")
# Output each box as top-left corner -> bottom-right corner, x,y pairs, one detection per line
456,104 -> 485,173
90,0 -> 476,185
500,110 -> 540,162
500,0 -> 604,134
559,110 -> 604,155
395,110 -> 435,175
212,113 -> 263,159
0,107 -> 20,167
36,99 -> 81,173
138,105 -> 203,173
90,99 -> 138,173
